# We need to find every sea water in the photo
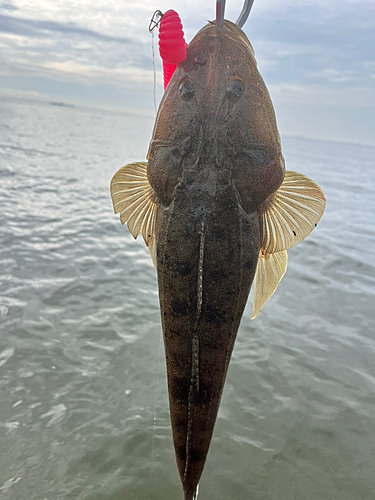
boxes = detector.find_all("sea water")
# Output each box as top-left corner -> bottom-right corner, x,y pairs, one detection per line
1,98 -> 374,500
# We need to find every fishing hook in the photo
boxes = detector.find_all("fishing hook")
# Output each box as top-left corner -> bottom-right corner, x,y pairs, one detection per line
236,0 -> 255,28
215,0 -> 226,28
149,10 -> 163,32
216,0 -> 255,29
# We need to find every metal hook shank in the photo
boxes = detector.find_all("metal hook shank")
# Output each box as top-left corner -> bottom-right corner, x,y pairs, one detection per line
216,0 -> 226,28
236,0 -> 255,28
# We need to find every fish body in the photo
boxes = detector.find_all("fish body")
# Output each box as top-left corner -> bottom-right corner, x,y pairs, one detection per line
111,19 -> 325,500
149,22 -> 283,497
155,162 -> 259,498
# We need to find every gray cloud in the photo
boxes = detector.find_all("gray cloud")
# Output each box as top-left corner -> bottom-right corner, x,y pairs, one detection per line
243,3 -> 375,90
0,14 -> 131,43
0,2 -> 18,11
0,0 -> 374,145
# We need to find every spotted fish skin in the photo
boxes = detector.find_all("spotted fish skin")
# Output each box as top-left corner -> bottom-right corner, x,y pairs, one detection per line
156,181 -> 258,498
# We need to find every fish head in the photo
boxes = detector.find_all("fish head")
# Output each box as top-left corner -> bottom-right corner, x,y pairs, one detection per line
148,20 -> 285,213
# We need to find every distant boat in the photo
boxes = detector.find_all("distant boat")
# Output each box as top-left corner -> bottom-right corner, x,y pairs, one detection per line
49,101 -> 75,108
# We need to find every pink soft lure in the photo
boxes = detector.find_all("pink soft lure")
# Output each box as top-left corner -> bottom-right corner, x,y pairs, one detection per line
158,10 -> 187,89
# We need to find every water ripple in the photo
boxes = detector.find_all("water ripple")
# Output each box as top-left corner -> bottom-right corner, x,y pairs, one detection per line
0,100 -> 374,499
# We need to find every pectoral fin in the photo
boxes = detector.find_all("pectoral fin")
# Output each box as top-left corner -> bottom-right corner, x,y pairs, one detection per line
110,161 -> 158,267
252,171 -> 325,318
252,250 -> 287,319
260,171 -> 326,254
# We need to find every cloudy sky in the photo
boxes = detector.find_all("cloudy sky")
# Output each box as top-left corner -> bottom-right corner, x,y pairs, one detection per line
0,0 -> 374,145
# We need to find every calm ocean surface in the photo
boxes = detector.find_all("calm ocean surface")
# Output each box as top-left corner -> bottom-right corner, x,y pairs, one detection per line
0,98 -> 374,500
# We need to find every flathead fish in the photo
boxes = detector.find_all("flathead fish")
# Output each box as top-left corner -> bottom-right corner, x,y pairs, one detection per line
110,14 -> 325,500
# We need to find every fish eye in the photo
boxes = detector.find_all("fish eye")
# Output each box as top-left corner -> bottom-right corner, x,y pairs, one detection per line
179,78 -> 195,101
227,79 -> 244,102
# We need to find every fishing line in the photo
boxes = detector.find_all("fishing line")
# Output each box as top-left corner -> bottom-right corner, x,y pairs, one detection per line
149,326 -> 164,486
151,30 -> 157,114
149,10 -> 163,115
147,10 -> 167,487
